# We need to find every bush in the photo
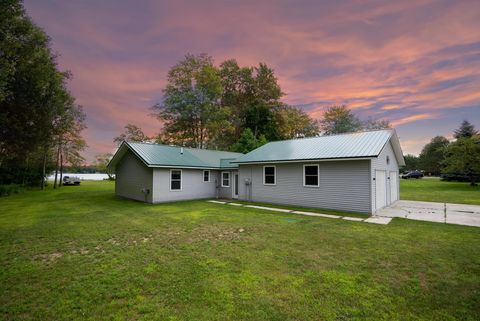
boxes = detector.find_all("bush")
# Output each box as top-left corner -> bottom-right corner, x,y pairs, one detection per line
0,184 -> 24,197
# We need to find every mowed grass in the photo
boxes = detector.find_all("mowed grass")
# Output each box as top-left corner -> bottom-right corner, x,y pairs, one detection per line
400,177 -> 480,204
0,181 -> 479,321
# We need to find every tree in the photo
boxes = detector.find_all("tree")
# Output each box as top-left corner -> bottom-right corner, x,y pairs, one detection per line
402,154 -> 420,172
114,124 -> 147,145
230,128 -> 267,153
453,120 -> 477,139
444,135 -> 480,186
418,136 -> 450,176
52,104 -> 87,188
0,0 -> 85,187
219,60 -> 284,141
152,54 -> 226,148
273,104 -> 319,139
362,118 -> 392,131
94,153 -> 114,179
320,105 -> 362,135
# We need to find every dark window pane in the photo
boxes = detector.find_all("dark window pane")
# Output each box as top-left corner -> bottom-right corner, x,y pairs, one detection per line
171,180 -> 181,190
223,179 -> 229,186
171,171 -> 181,180
305,166 -> 318,175
223,173 -> 229,180
204,171 -> 209,181
265,175 -> 275,184
305,175 -> 318,186
264,167 -> 275,175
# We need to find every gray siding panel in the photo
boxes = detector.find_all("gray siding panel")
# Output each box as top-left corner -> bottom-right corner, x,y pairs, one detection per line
152,168 -> 219,203
239,161 -> 371,213
115,151 -> 153,202
371,140 -> 400,212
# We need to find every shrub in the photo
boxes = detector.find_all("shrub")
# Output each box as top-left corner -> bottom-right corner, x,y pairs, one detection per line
0,184 -> 24,197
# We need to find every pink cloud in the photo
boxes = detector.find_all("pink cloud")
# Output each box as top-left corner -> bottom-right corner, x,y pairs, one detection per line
22,0 -> 480,161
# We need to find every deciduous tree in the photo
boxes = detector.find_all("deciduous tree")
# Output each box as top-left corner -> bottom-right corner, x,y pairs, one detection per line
273,104 -> 319,139
419,136 -> 450,176
113,124 -> 147,145
95,153 -> 114,180
320,105 -> 362,135
444,135 -> 480,186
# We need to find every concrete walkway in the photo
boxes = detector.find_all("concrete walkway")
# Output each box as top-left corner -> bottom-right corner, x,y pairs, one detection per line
375,200 -> 480,227
207,200 -> 392,225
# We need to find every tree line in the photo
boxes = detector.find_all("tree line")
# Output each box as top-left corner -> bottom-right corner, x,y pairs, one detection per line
105,54 -> 390,159
0,0 -> 86,190
403,120 -> 480,185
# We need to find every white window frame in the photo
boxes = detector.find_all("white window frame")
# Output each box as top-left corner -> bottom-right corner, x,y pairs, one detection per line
203,170 -> 210,182
263,165 -> 276,185
221,171 -> 230,187
170,169 -> 182,191
303,164 -> 319,187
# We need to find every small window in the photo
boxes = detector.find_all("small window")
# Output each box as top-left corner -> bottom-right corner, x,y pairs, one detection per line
263,166 -> 276,185
386,155 -> 390,165
170,169 -> 182,191
203,170 -> 210,182
221,172 -> 230,187
304,165 -> 319,187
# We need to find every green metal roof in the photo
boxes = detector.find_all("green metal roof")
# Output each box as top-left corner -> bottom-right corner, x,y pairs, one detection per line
233,129 -> 405,165
108,142 -> 243,170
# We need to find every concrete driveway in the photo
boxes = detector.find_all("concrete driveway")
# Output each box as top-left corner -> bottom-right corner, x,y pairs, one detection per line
376,200 -> 480,227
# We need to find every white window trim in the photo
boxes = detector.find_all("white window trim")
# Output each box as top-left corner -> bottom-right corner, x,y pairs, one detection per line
303,164 -> 319,187
221,171 -> 230,187
170,169 -> 182,191
203,170 -> 210,182
263,165 -> 276,186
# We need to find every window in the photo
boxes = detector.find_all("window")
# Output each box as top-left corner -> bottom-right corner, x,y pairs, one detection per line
221,172 -> 230,187
170,169 -> 182,191
304,164 -> 319,187
386,155 -> 390,165
203,170 -> 210,182
263,166 -> 276,185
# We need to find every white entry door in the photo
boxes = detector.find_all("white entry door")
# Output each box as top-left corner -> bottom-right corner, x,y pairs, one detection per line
375,170 -> 387,210
390,171 -> 398,203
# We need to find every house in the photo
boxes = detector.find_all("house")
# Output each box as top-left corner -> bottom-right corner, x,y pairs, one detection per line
107,143 -> 243,203
108,129 -> 405,214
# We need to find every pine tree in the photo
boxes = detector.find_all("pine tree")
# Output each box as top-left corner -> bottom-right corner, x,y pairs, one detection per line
454,120 -> 477,139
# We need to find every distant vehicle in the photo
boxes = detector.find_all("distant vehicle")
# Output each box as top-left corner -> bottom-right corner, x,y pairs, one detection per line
401,171 -> 424,179
63,176 -> 81,185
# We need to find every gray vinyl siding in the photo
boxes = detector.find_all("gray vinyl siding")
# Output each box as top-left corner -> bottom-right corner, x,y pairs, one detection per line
115,151 -> 153,202
238,161 -> 371,213
371,140 -> 400,212
152,168 -> 219,203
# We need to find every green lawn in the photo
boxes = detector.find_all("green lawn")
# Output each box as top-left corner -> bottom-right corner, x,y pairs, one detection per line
1,181 -> 479,321
400,177 -> 480,204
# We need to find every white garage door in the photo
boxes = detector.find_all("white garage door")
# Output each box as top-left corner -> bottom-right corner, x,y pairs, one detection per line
390,171 -> 398,203
375,170 -> 387,210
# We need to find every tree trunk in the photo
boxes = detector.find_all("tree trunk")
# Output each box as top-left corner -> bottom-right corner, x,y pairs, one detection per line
53,145 -> 60,189
41,151 -> 47,190
470,175 -> 477,186
59,151 -> 64,187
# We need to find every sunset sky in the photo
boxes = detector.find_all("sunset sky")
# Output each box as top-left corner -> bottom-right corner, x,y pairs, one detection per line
24,0 -> 480,163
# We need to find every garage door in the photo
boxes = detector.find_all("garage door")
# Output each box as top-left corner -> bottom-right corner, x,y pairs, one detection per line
375,170 -> 387,210
390,171 -> 398,203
